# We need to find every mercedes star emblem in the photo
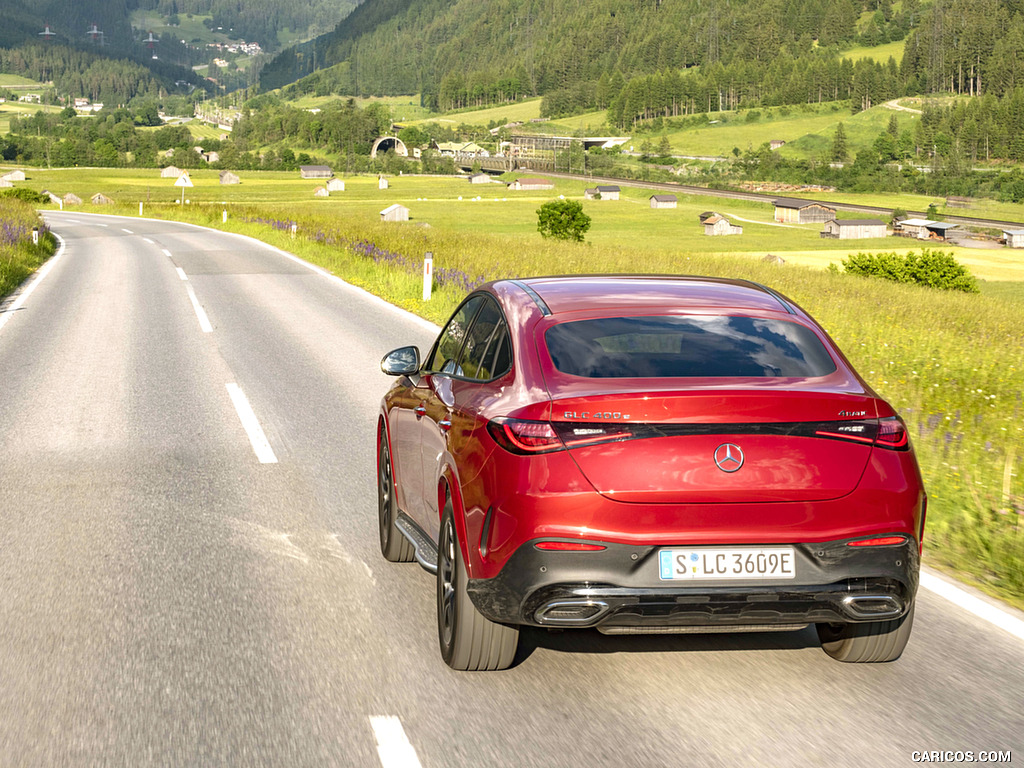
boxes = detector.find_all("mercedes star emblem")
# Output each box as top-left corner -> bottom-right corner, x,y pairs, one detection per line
714,443 -> 744,472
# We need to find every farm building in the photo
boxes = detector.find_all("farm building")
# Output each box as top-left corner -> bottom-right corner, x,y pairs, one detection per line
507,177 -> 553,191
468,173 -> 491,184
820,219 -> 888,239
698,211 -> 718,223
300,165 -> 333,179
219,171 -> 240,185
585,185 -> 620,200
326,178 -> 346,192
313,186 -> 329,198
769,140 -> 786,150
650,194 -> 677,209
773,198 -> 836,223
204,151 -> 220,163
42,191 -> 61,205
1003,229 -> 1024,248
378,176 -> 389,190
895,219 -> 959,241
91,193 -> 113,205
2,170 -> 26,182
703,215 -> 743,236
0,179 -> 11,189
63,193 -> 82,205
161,165 -> 182,178
380,204 -> 409,222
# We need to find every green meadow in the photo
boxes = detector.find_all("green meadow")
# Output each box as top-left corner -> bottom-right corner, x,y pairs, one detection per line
840,39 -> 907,64
9,165 -> 1024,607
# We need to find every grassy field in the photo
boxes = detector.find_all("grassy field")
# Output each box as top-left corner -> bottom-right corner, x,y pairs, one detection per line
840,39 -> 907,64
411,98 -> 544,127
0,102 -> 61,134
9,166 -> 1023,606
131,11 -> 229,47
0,74 -> 48,89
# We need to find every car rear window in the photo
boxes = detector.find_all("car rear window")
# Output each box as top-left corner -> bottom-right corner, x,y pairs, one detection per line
544,315 -> 837,378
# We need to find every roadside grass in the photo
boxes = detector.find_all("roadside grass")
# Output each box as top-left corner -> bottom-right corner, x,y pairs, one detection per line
23,167 -> 1024,607
0,197 -> 56,300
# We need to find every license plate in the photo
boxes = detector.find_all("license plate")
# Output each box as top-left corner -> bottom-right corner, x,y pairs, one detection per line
658,547 -> 796,580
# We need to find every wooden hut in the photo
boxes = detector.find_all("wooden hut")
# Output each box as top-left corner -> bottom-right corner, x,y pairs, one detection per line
0,179 -> 12,189
326,178 -> 346,192
161,165 -> 182,178
650,194 -> 677,209
378,176 -> 389,190
2,170 -> 26,182
507,177 -> 553,191
63,193 -> 82,205
91,193 -> 113,205
219,171 -> 240,185
1003,229 -> 1024,248
380,204 -> 409,222
313,186 -> 329,198
468,173 -> 491,184
300,165 -> 333,179
820,219 -> 888,240
703,215 -> 743,236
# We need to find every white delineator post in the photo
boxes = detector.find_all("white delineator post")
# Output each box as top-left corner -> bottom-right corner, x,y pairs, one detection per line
32,227 -> 39,245
423,252 -> 433,301
223,209 -> 228,223
291,223 -> 297,239
140,202 -> 144,215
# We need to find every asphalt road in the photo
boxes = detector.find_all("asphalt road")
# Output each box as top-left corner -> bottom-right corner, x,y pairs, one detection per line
0,211 -> 1020,767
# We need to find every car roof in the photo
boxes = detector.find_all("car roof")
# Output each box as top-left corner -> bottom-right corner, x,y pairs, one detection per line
510,275 -> 795,316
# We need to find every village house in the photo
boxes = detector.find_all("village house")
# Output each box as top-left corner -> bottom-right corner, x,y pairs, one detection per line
649,194 -> 677,209
820,219 -> 888,240
300,165 -> 333,179
380,204 -> 409,222
773,198 -> 837,224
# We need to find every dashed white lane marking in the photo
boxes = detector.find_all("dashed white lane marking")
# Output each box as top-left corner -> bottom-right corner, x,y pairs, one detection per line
0,234 -> 66,335
95,223 -> 107,227
176,267 -> 188,281
225,383 -> 278,464
143,237 -> 154,244
921,569 -> 1024,643
121,228 -> 134,234
162,248 -> 172,257
65,219 -> 80,223
185,284 -> 213,333
370,716 -> 423,768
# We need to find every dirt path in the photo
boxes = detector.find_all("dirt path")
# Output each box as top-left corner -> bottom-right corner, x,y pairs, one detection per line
883,99 -> 923,115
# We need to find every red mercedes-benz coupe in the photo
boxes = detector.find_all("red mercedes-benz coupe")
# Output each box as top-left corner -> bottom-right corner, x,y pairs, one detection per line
377,276 -> 925,670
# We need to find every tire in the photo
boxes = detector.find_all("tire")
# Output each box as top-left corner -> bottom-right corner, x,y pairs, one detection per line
817,602 -> 915,663
378,432 -> 414,563
436,496 -> 519,671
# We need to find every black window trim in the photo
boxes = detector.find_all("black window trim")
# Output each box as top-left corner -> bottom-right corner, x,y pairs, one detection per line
423,292 -> 514,383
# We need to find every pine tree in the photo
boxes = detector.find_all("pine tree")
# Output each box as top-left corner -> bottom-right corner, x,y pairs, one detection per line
832,122 -> 849,161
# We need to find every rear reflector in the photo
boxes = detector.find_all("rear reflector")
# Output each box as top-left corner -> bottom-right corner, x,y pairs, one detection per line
846,536 -> 908,547
534,541 -> 607,551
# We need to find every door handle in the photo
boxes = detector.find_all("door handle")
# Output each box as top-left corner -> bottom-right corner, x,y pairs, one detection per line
414,405 -> 427,419
438,419 -> 452,432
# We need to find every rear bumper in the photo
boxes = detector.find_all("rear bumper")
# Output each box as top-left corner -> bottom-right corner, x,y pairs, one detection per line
466,536 -> 919,629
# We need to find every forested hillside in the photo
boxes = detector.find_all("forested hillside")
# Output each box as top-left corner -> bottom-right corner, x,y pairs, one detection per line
260,0 -> 1024,120
134,0 -> 362,50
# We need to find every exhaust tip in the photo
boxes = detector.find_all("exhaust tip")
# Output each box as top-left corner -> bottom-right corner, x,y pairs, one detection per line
842,594 -> 902,619
534,600 -> 610,626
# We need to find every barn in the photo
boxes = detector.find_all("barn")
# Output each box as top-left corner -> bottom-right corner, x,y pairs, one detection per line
219,171 -> 240,185
468,173 -> 491,184
2,170 -> 26,182
380,204 -> 409,222
313,186 -> 329,198
91,193 -> 113,205
63,193 -> 82,205
650,194 -> 677,209
300,165 -> 333,179
896,219 -> 959,241
820,219 -> 888,239
773,198 -> 836,223
160,165 -> 182,178
326,178 -> 346,192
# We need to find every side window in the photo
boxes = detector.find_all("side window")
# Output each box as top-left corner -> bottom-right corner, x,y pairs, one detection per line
478,318 -> 512,380
459,298 -> 506,380
425,296 -> 484,374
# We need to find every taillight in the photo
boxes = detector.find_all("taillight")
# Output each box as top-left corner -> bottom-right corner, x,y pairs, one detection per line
487,418 -> 564,454
876,417 -> 910,450
846,535 -> 908,547
534,541 -> 607,551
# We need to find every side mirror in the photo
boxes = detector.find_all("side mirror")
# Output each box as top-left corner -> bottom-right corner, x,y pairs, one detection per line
381,346 -> 420,376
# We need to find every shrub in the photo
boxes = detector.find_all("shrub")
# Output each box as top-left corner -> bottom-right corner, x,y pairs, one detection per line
0,188 -> 48,204
831,248 -> 979,293
536,200 -> 591,242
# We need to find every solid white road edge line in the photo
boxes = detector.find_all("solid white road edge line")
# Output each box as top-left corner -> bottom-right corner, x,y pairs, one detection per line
176,268 -> 188,281
920,569 -> 1024,643
0,233 -> 66,335
369,716 -> 423,768
185,284 -> 213,333
225,383 -> 278,464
